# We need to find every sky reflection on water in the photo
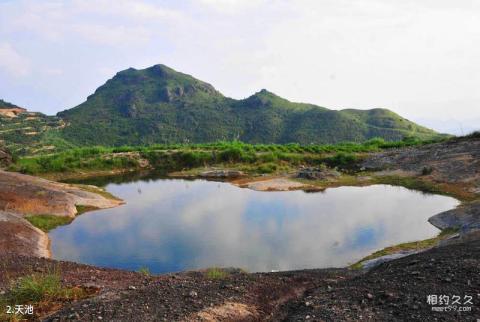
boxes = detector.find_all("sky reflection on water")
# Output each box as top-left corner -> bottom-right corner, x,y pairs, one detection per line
50,179 -> 459,273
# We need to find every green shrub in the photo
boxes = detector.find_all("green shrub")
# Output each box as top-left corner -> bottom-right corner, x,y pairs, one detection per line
257,163 -> 278,174
324,152 -> 358,168
205,268 -> 228,280
218,147 -> 244,163
137,267 -> 151,276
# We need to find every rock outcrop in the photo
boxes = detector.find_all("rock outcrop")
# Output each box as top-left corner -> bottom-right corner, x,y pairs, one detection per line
0,170 -> 124,258
0,170 -> 123,218
200,169 -> 245,179
0,211 -> 49,257
362,137 -> 480,188
429,201 -> 480,237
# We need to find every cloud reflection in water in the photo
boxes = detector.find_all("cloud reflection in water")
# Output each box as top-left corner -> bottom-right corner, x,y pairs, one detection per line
50,179 -> 459,273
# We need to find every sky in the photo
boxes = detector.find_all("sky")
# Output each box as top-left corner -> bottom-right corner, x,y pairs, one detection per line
0,0 -> 479,135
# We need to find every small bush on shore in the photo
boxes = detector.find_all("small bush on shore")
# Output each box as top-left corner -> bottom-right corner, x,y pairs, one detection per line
257,162 -> 278,174
137,267 -> 151,276
205,267 -> 229,280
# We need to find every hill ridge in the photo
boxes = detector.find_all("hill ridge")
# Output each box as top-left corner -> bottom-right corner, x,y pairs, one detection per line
54,64 -> 441,145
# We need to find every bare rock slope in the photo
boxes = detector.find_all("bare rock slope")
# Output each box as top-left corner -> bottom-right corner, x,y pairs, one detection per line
0,170 -> 122,218
362,136 -> 480,189
0,211 -> 49,257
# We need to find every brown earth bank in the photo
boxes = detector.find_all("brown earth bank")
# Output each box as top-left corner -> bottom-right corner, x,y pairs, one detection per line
0,239 -> 478,321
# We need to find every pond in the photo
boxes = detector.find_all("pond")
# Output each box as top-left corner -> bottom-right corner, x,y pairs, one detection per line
50,178 -> 459,273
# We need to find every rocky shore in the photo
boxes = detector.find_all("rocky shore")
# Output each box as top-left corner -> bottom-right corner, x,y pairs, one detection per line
0,170 -> 123,257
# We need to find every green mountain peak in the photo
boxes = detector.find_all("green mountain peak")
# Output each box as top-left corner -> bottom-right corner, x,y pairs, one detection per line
57,63 -> 441,146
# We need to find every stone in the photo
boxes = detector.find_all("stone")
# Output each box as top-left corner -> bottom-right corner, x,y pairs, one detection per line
199,170 -> 245,179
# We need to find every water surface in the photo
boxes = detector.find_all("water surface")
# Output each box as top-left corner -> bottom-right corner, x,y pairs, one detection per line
50,178 -> 459,273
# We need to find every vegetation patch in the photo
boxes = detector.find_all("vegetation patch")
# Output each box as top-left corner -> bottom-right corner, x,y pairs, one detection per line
75,205 -> 99,215
74,184 -> 122,201
205,267 -> 229,280
0,270 -> 94,321
25,215 -> 72,232
9,138 -> 444,177
350,228 -> 459,269
373,175 -> 445,196
137,267 -> 151,276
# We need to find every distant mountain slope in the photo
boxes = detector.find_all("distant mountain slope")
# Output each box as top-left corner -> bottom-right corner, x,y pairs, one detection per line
0,99 -> 26,118
0,99 -> 23,109
58,64 -> 440,145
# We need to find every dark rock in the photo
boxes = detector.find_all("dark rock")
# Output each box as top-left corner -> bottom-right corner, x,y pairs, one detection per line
0,146 -> 12,168
199,169 -> 245,179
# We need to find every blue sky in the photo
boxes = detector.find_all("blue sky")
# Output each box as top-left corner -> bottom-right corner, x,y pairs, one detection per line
0,0 -> 479,134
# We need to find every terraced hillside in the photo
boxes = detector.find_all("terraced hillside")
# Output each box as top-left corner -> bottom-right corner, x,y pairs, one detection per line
0,100 -> 72,155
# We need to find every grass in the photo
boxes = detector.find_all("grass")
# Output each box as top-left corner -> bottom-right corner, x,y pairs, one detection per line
350,228 -> 459,269
137,267 -> 151,276
8,137 -> 443,176
74,184 -> 122,201
75,205 -> 99,215
24,215 -> 72,232
205,267 -> 229,280
0,270 -> 91,321
372,175 -> 476,201
373,176 -> 445,196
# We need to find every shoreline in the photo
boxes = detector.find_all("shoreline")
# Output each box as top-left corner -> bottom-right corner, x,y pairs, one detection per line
1,163 -> 476,271
41,168 -> 472,271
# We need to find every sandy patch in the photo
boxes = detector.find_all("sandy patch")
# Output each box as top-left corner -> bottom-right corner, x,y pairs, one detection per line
186,302 -> 258,321
235,177 -> 316,191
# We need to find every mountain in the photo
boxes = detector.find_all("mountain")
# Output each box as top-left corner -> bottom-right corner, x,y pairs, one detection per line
57,64 -> 440,145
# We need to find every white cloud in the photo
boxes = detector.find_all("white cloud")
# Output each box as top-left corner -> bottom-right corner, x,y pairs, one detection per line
0,0 -> 479,130
197,0 -> 266,11
72,24 -> 151,46
0,43 -> 30,77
